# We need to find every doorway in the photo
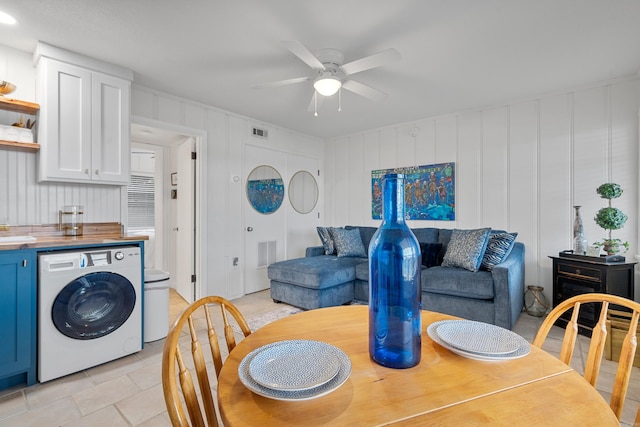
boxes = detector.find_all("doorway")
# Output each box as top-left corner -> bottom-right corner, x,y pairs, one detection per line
126,117 -> 207,303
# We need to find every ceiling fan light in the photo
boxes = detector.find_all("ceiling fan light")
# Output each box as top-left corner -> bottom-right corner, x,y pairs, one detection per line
314,76 -> 342,96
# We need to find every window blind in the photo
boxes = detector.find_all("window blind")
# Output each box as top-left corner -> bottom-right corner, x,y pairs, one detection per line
128,174 -> 155,229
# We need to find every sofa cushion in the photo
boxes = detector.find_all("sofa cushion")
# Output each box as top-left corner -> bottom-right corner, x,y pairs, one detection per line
268,256 -> 364,289
422,266 -> 495,299
481,232 -> 518,271
355,261 -> 369,281
441,228 -> 491,272
412,228 -> 440,245
438,228 -> 453,260
316,226 -> 335,255
330,227 -> 367,258
420,242 -> 443,268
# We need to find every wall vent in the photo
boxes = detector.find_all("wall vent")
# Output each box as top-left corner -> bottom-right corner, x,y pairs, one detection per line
252,127 -> 268,139
257,241 -> 277,267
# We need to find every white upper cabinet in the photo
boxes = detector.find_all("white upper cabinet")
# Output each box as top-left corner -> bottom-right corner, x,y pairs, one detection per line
34,42 -> 133,185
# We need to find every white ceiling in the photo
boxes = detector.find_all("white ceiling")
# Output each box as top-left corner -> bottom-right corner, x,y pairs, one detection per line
1,1 -> 640,139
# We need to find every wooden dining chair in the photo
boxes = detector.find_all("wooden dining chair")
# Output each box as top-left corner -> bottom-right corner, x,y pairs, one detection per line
162,295 -> 252,427
532,293 -> 639,421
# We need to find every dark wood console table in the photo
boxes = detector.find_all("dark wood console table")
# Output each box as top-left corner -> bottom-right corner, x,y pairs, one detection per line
550,255 -> 636,336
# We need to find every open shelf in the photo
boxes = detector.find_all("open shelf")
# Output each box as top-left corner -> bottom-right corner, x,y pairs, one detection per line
0,97 -> 39,115
0,140 -> 40,152
0,97 -> 40,152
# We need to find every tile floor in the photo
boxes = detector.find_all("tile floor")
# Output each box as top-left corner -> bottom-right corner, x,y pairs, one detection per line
0,291 -> 638,426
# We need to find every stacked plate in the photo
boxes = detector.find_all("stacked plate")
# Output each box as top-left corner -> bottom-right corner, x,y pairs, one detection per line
427,320 -> 530,361
238,340 -> 352,401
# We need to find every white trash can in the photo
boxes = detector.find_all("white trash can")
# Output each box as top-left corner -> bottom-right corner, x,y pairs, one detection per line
144,269 -> 170,342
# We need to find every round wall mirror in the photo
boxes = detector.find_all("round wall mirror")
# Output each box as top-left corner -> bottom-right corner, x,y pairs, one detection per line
246,165 -> 284,214
289,170 -> 318,214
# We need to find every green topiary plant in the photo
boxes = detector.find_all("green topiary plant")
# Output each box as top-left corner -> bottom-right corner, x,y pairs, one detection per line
593,183 -> 629,255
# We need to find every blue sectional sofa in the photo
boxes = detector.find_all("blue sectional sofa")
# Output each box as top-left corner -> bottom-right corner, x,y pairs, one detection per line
268,226 -> 525,330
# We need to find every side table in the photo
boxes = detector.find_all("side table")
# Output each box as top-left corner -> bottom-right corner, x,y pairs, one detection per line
550,255 -> 636,336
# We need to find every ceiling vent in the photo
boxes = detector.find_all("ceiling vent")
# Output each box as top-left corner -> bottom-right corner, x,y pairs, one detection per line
252,127 -> 268,139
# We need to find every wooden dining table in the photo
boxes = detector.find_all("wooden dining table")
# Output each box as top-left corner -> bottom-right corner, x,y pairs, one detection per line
217,305 -> 618,426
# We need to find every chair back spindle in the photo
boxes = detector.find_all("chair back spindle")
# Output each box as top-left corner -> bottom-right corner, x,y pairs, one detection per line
162,296 -> 251,427
533,293 -> 640,421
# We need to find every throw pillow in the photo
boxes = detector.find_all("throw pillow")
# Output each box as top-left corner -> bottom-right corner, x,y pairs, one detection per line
316,226 -> 335,255
329,227 -> 367,258
420,242 -> 443,268
480,232 -> 518,271
441,228 -> 491,272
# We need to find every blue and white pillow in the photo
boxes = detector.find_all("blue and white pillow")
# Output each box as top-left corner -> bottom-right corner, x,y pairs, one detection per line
481,232 -> 518,271
441,228 -> 491,272
329,227 -> 367,258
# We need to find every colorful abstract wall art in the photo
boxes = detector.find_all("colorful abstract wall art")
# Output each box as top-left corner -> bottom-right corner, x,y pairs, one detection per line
247,178 -> 284,214
371,163 -> 455,220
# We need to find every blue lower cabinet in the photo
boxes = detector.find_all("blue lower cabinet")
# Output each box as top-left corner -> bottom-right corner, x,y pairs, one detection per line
0,250 -> 36,389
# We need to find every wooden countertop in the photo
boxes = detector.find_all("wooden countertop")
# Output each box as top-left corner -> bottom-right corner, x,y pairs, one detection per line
0,222 -> 148,251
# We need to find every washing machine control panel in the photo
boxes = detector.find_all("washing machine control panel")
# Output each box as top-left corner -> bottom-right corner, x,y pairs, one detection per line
41,246 -> 140,272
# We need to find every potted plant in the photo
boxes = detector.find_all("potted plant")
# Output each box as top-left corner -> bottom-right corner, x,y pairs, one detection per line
593,183 -> 629,255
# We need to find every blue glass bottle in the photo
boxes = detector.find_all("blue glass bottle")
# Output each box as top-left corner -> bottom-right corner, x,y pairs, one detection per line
369,173 -> 422,368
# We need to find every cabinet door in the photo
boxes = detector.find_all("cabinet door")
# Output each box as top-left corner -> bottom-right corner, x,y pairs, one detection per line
37,58 -> 131,185
91,72 -> 131,184
0,250 -> 35,384
39,58 -> 92,182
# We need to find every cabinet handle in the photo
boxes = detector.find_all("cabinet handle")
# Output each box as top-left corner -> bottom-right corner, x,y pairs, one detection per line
84,169 -> 89,175
95,169 -> 99,175
23,259 -> 27,267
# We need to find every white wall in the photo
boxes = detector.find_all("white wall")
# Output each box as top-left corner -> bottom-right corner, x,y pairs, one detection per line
0,44 -> 324,300
3,42 -> 638,303
130,86 -> 324,299
324,78 -> 640,304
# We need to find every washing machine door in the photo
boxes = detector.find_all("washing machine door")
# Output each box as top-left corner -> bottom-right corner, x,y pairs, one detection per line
51,272 -> 137,340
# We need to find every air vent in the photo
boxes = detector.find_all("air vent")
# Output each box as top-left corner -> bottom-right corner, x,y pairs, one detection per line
257,241 -> 277,267
252,127 -> 268,139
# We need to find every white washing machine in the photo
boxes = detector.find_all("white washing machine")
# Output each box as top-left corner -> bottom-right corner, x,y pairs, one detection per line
38,245 -> 142,382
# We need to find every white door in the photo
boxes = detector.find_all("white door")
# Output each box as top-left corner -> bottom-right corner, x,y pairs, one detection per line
176,138 -> 196,302
244,146 -> 286,294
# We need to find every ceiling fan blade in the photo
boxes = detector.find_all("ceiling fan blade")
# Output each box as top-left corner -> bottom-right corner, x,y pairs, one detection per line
341,48 -> 401,76
251,76 -> 310,89
307,92 -> 324,113
342,79 -> 388,102
283,41 -> 325,71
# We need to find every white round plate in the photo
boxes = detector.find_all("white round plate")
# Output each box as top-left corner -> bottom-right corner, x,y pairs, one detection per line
249,340 -> 341,391
239,340 -> 351,401
435,320 -> 523,355
427,321 -> 530,361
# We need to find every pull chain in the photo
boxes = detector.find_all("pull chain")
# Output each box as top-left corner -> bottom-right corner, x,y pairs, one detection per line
314,91 -> 318,117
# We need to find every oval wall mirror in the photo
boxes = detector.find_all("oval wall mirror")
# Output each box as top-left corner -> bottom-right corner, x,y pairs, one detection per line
246,165 -> 284,214
289,170 -> 318,214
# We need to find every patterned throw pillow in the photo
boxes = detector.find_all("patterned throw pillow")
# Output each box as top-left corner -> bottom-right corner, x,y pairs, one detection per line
481,232 -> 518,271
316,226 -> 335,255
329,227 -> 367,258
441,228 -> 491,272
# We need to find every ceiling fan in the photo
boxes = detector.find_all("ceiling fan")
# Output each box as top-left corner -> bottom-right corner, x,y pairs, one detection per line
252,41 -> 401,115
